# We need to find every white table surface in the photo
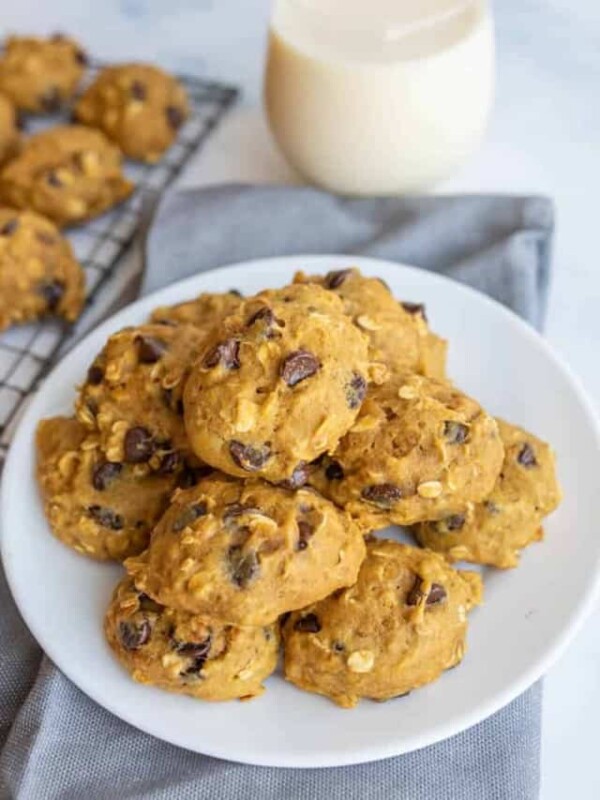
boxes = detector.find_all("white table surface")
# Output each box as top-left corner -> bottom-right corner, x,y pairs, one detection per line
2,1 -> 600,797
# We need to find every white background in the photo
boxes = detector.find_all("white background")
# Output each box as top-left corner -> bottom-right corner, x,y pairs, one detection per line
1,1 -> 599,797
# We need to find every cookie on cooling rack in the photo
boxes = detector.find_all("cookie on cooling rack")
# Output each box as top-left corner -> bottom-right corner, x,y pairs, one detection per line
0,207 -> 84,331
282,539 -> 482,708
105,576 -> 279,701
0,125 -> 133,227
75,63 -> 189,163
0,34 -> 86,113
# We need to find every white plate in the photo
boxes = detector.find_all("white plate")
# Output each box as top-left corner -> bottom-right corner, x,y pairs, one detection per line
2,255 -> 600,768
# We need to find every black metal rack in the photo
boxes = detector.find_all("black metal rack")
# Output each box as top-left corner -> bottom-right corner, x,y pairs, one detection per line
0,65 -> 238,466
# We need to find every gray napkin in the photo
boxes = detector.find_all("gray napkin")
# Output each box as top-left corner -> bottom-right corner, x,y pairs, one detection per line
0,184 -> 554,800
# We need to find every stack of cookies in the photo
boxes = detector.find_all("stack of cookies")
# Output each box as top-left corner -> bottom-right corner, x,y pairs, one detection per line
36,268 -> 562,707
0,32 -> 189,332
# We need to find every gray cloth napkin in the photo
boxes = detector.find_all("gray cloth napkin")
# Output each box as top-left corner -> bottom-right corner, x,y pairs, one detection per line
0,184 -> 554,800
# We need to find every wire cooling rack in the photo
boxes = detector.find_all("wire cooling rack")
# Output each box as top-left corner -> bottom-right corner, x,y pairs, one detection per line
0,64 -> 238,466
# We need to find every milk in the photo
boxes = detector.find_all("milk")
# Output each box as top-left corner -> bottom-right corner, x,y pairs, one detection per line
264,0 -> 495,195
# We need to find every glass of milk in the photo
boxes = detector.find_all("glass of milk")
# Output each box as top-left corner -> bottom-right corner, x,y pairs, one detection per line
264,0 -> 495,195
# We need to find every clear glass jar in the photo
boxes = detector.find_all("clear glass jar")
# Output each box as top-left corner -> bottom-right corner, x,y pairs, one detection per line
264,0 -> 495,195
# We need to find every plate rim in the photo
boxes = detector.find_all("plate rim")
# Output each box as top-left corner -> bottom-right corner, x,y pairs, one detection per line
2,253 -> 600,769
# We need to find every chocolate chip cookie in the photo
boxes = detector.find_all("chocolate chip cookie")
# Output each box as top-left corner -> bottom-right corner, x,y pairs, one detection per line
183,283 -> 372,486
105,576 -> 279,701
75,323 -> 207,471
0,93 -> 19,165
149,290 -> 243,329
0,125 -> 133,226
310,373 -> 504,529
294,267 -> 447,379
0,34 -> 86,113
283,539 -> 482,708
0,207 -> 85,330
416,419 -> 561,568
36,416 -> 181,561
125,473 -> 366,625
75,63 -> 189,163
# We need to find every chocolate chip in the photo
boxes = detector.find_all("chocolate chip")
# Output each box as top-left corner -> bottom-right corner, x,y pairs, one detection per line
223,503 -> 261,522
92,460 -> 122,491
361,483 -> 402,508
280,462 -> 310,489
130,80 -> 146,100
0,218 -> 19,236
442,514 -> 465,532
247,306 -> 275,327
137,593 -> 163,613
484,500 -> 500,515
325,460 -> 344,480
174,636 -> 212,674
229,440 -> 271,472
297,520 -> 314,550
86,505 -> 123,530
293,613 -> 321,633
75,48 -> 88,66
204,339 -> 240,369
157,451 -> 181,475
166,105 -> 184,129
123,427 -> 155,463
228,546 -> 260,588
517,443 -> 537,468
401,302 -> 428,322
39,86 -> 61,112
15,111 -> 25,130
38,280 -> 65,311
172,502 -> 208,532
406,577 -> 447,607
332,641 -> 345,652
87,364 -> 104,385
119,619 -> 151,650
345,373 -> 367,410
46,170 -> 63,187
229,289 -> 243,298
324,269 -> 352,289
135,335 -> 168,364
280,350 -> 320,387
443,421 -> 469,445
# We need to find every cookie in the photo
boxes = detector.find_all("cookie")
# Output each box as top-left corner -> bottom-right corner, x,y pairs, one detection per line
0,125 -> 133,226
75,63 -> 189,163
0,93 -> 19,165
0,34 -> 86,113
183,283 -> 372,486
75,322 -> 207,469
149,290 -> 242,329
125,473 -> 366,625
310,373 -> 504,529
283,539 -> 482,708
36,417 -> 183,561
416,419 -> 561,568
0,207 -> 85,331
105,576 -> 279,701
294,267 -> 447,379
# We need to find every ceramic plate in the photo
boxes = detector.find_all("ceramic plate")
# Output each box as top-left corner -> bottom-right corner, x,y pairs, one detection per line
2,255 -> 599,768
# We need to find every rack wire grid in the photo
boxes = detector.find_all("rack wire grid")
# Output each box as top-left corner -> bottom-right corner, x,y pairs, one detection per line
0,62 -> 238,466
